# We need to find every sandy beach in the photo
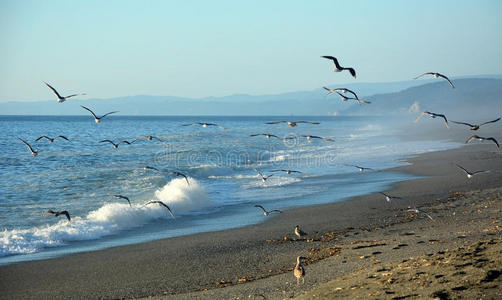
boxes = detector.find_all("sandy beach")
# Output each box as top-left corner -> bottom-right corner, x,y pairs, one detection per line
1,139 -> 501,299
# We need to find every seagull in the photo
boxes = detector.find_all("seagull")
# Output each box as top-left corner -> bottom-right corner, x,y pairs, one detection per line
80,105 -> 119,123
295,225 -> 308,238
270,169 -> 302,175
44,82 -> 86,103
144,200 -> 175,219
113,195 -> 132,207
294,256 -> 306,285
414,72 -> 454,88
465,135 -> 499,148
43,210 -> 71,222
406,207 -> 434,221
379,192 -> 402,202
451,118 -> 500,131
265,121 -> 320,127
167,171 -> 190,185
254,205 -> 282,216
415,111 -> 450,128
321,56 -> 356,78
300,135 -> 335,142
332,92 -> 370,104
455,164 -> 490,179
250,133 -> 280,139
18,138 -> 39,157
182,122 -> 225,129
100,139 -> 136,149
344,164 -> 374,172
35,135 -> 70,143
323,87 -> 359,99
255,169 -> 274,182
141,165 -> 161,172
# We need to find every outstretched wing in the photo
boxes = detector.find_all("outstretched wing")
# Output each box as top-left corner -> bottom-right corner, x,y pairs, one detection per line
465,135 -> 479,144
437,73 -> 455,88
61,211 -> 71,221
438,114 -> 450,128
265,121 -> 286,124
320,56 -> 341,68
81,105 -> 98,119
18,137 -> 35,153
414,111 -> 427,123
57,135 -> 70,141
100,111 -> 119,119
36,136 -> 50,141
479,117 -> 501,127
455,164 -> 469,174
44,82 -> 63,99
346,67 -> 356,78
254,205 -> 266,212
413,72 -> 434,80
487,137 -> 500,148
451,121 -> 474,127
64,93 -> 86,99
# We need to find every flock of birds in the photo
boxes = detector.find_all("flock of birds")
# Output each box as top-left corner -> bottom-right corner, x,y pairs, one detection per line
16,55 -> 499,286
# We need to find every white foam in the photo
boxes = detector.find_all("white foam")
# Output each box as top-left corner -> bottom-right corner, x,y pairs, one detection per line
154,177 -> 210,213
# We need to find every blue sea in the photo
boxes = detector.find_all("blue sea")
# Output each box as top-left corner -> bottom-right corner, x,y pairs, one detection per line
0,115 -> 460,265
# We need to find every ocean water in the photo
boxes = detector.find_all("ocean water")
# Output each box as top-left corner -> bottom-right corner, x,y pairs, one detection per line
0,115 -> 460,265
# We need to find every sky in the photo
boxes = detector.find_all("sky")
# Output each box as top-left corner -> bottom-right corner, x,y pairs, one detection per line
0,0 -> 501,102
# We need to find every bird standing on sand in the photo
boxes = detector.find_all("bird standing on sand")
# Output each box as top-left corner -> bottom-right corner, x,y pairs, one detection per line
113,195 -> 132,207
379,192 -> 402,202
465,135 -> 499,148
254,205 -> 282,216
451,118 -> 501,131
295,225 -> 307,238
18,138 -> 39,157
294,256 -> 306,285
43,210 -> 71,222
255,169 -> 274,182
321,56 -> 356,78
36,135 -> 70,143
100,139 -> 136,149
455,164 -> 490,179
44,82 -> 86,103
81,106 -> 118,123
144,200 -> 176,219
406,207 -> 434,221
415,111 -> 450,128
265,121 -> 320,128
414,72 -> 455,88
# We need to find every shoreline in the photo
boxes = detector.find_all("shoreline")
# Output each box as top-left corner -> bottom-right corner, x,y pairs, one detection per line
1,142 -> 501,299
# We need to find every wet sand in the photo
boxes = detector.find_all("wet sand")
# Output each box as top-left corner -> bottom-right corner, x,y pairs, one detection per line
1,140 -> 501,299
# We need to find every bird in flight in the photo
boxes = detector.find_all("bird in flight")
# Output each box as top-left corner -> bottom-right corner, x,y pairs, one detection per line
254,169 -> 274,182
182,122 -> 225,129
270,169 -> 302,175
415,111 -> 450,128
44,82 -> 86,103
254,205 -> 282,216
250,133 -> 280,139
18,137 -> 39,157
379,192 -> 402,202
455,164 -> 490,179
100,139 -> 136,149
406,207 -> 434,220
144,200 -> 175,219
465,135 -> 499,148
81,106 -> 118,123
141,165 -> 161,172
35,135 -> 70,143
113,195 -> 132,207
451,118 -> 500,131
321,56 -> 356,78
265,121 -> 320,128
414,72 -> 454,88
344,164 -> 374,172
300,135 -> 335,142
43,209 -> 71,222
323,87 -> 359,99
167,171 -> 190,186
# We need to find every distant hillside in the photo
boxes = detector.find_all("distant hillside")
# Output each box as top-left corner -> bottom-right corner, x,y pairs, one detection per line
343,78 -> 502,120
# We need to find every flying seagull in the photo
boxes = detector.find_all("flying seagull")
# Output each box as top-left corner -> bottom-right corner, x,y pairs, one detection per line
144,200 -> 175,219
100,139 -> 136,149
415,111 -> 450,128
255,169 -> 274,182
300,135 -> 335,142
414,72 -> 454,88
321,56 -> 356,78
167,171 -> 190,186
254,205 -> 282,216
43,209 -> 71,222
465,135 -> 499,148
323,87 -> 359,99
182,122 -> 225,129
451,118 -> 500,131
406,207 -> 434,221
81,105 -> 119,123
250,133 -> 280,139
18,137 -> 39,157
455,164 -> 490,179
331,92 -> 370,104
344,164 -> 374,172
265,121 -> 320,127
35,135 -> 69,143
44,82 -> 86,103
141,165 -> 161,172
113,195 -> 132,207
294,256 -> 306,285
270,169 -> 302,175
379,192 -> 402,202
294,225 -> 308,238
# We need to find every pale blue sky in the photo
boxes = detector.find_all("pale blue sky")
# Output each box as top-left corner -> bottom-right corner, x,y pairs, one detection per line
1,0 -> 501,101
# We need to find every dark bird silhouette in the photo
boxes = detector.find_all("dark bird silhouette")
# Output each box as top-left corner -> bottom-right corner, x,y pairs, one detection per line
43,210 -> 71,221
323,87 -> 359,99
44,82 -> 86,103
406,207 -> 434,220
182,122 -> 225,129
250,133 -> 280,139
270,169 -> 302,175
35,135 -> 70,143
254,205 -> 282,216
344,164 -> 374,172
81,105 -> 119,123
415,111 -> 450,128
414,72 -> 454,88
255,169 -> 274,182
455,164 -> 490,179
465,135 -> 499,148
321,56 -> 356,78
451,118 -> 500,131
100,139 -> 136,149
265,121 -> 320,127
18,137 -> 39,157
167,171 -> 190,185
379,192 -> 402,202
113,195 -> 132,207
141,165 -> 161,172
144,200 -> 175,219
300,135 -> 335,142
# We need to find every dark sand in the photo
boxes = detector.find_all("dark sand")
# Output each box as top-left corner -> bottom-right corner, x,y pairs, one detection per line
1,136 -> 501,299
